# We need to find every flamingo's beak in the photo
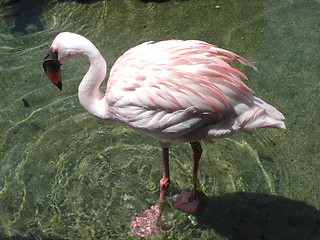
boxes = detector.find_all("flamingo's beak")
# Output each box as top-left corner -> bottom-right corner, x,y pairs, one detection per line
43,48 -> 62,90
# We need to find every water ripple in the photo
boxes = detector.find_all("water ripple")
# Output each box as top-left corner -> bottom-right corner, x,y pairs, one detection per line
0,0 -> 319,239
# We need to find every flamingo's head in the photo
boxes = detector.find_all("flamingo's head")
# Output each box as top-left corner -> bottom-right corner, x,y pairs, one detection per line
43,32 -> 87,90
43,48 -> 62,90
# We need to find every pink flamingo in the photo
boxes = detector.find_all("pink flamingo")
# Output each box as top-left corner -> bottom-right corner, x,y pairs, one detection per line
43,32 -> 285,237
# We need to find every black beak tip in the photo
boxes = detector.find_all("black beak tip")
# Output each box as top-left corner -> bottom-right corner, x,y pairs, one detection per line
55,81 -> 62,90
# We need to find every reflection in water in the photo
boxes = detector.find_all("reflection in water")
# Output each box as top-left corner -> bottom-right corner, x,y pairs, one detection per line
0,0 -> 319,239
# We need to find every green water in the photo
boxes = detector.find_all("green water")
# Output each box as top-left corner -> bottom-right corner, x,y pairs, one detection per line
0,0 -> 319,239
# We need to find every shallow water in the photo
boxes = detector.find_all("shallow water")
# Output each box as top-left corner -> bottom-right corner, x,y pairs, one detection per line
0,0 -> 319,239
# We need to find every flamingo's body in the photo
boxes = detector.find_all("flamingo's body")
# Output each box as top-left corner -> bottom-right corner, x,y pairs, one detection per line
43,32 -> 285,237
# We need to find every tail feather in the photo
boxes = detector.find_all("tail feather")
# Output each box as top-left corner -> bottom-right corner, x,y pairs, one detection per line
239,97 -> 286,130
253,97 -> 285,120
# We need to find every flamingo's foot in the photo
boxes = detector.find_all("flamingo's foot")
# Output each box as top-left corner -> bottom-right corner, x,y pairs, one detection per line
131,205 -> 161,237
172,191 -> 199,213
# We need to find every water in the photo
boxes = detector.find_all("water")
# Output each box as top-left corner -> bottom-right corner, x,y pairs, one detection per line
0,0 -> 319,239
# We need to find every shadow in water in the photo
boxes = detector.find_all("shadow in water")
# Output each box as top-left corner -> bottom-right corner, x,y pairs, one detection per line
57,0 -> 101,3
3,0 -> 101,36
0,238 -> 66,240
2,0 -> 49,35
140,0 -> 171,2
141,0 -> 189,2
197,192 -> 320,239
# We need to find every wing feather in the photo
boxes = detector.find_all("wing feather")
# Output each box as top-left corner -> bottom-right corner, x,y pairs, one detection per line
106,40 -> 256,134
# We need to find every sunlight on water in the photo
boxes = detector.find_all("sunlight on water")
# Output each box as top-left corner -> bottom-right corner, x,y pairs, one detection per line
0,0 -> 319,239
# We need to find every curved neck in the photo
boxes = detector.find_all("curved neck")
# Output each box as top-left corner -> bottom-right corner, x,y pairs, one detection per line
78,48 -> 110,119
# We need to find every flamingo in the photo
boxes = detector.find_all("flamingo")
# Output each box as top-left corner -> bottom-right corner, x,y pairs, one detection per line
43,32 -> 285,237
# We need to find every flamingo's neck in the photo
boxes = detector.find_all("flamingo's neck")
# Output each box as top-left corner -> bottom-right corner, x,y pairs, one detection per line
78,46 -> 110,119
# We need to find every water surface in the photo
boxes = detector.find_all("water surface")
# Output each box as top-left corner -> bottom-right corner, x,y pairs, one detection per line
0,0 -> 319,239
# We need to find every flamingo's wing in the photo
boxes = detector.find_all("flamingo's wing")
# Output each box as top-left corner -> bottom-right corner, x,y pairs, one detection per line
107,40 -> 256,134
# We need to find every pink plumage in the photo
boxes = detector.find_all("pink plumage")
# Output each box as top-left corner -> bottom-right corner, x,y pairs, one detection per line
106,39 -> 285,144
43,32 -> 285,237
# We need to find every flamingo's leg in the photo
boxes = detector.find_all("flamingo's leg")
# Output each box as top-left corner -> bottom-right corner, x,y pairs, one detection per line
160,147 -> 170,203
190,141 -> 202,196
131,147 -> 171,237
172,141 -> 202,213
